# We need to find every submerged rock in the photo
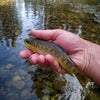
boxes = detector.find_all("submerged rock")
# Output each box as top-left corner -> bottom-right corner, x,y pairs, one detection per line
7,92 -> 19,100
6,64 -> 14,69
13,81 -> 25,90
21,89 -> 30,97
19,70 -> 27,76
7,92 -> 15,97
12,75 -> 21,81
21,89 -> 31,100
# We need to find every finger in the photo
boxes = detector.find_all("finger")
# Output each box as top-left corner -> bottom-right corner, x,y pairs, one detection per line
19,49 -> 33,59
38,55 -> 48,68
31,29 -> 61,41
29,53 -> 39,65
46,54 -> 67,74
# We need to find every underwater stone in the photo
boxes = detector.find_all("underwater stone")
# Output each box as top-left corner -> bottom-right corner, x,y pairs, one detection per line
13,81 -> 25,90
21,89 -> 32,100
6,64 -> 14,69
19,70 -> 27,76
21,89 -> 30,97
7,93 -> 19,100
12,75 -> 21,81
7,92 -> 15,97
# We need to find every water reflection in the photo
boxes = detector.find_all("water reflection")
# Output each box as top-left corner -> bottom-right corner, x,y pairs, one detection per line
44,2 -> 100,44
18,0 -> 100,44
0,0 -> 22,47
16,0 -> 46,34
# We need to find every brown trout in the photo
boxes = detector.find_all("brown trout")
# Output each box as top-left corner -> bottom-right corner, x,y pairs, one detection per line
24,37 -> 90,86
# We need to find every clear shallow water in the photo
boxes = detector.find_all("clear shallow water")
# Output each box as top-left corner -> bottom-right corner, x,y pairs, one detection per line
0,0 -> 100,100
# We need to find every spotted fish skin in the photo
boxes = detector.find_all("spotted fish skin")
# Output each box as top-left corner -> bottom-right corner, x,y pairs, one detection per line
24,38 -> 90,86
24,38 -> 77,74
25,38 -> 81,74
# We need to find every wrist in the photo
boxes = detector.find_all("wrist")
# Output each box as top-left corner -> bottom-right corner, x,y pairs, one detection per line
82,40 -> 100,84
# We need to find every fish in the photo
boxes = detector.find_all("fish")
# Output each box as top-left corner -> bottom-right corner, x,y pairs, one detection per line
24,37 -> 90,86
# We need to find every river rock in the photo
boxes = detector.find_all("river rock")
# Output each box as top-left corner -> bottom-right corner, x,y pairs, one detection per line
6,64 -> 14,69
7,93 -> 19,100
13,81 -> 25,90
21,89 -> 29,97
21,89 -> 31,100
12,75 -> 21,81
7,92 -> 15,97
19,70 -> 27,76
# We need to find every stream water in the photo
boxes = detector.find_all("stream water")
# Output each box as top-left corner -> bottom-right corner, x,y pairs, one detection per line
0,0 -> 100,100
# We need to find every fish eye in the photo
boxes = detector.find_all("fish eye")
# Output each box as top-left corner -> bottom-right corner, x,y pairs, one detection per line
25,39 -> 32,45
25,39 -> 29,43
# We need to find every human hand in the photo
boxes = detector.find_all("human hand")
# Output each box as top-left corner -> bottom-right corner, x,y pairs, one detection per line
20,29 -> 87,73
20,29 -> 100,85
